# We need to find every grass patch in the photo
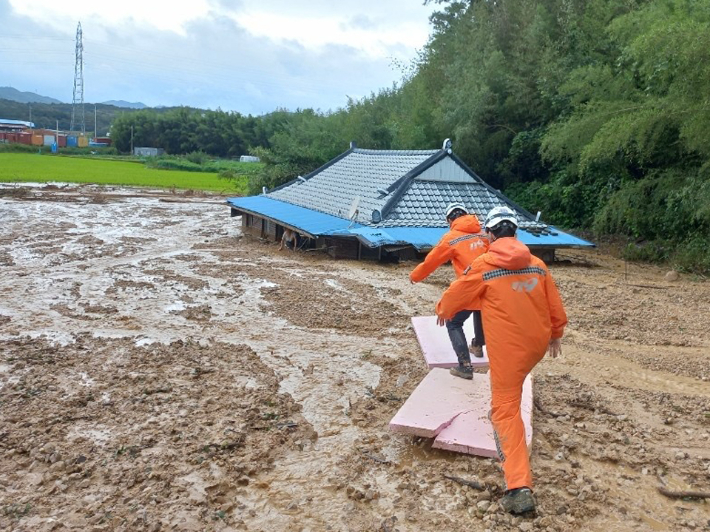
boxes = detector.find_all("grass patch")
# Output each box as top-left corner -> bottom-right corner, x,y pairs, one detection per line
0,143 -> 38,154
0,153 -> 248,193
143,154 -> 263,175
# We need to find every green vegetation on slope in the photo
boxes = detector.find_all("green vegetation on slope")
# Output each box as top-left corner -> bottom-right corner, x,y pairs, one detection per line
0,153 -> 249,194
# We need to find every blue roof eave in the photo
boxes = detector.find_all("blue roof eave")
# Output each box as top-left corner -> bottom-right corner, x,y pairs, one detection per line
350,226 -> 594,250
227,196 -> 595,250
227,195 -> 364,237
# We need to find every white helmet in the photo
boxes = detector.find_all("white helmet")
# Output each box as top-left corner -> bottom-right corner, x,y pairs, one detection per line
445,202 -> 468,219
484,206 -> 518,230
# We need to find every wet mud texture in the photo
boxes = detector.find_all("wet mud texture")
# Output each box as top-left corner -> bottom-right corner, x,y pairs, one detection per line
1,185 -> 710,531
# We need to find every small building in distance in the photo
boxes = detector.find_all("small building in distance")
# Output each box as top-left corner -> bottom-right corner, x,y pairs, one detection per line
134,147 -> 164,157
92,136 -> 112,146
227,140 -> 594,261
0,119 -> 34,132
0,119 -> 34,146
239,155 -> 260,163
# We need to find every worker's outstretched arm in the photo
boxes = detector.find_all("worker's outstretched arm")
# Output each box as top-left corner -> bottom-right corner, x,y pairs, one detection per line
436,269 -> 485,320
544,268 -> 568,339
410,239 -> 453,283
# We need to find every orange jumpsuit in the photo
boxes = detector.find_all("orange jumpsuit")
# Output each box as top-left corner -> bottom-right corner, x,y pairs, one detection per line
410,215 -> 489,282
436,237 -> 567,490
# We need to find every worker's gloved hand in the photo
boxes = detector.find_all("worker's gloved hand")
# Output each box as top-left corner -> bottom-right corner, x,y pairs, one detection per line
436,315 -> 447,327
547,338 -> 562,358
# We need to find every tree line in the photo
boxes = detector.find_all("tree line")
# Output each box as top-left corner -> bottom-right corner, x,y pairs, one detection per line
0,99 -> 134,136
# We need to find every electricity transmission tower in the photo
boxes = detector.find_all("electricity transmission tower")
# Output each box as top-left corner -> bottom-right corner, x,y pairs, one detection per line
69,22 -> 85,134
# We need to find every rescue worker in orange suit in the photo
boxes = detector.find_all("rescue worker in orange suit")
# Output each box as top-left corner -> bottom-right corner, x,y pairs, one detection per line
436,206 -> 567,514
410,202 -> 489,379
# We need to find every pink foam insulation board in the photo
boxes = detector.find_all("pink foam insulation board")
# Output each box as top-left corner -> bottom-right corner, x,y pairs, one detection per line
411,315 -> 489,369
389,368 -> 533,458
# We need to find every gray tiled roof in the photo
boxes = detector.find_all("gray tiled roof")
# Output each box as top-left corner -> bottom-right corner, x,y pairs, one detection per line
381,181 -> 551,233
382,181 -> 501,227
268,148 -> 437,225
267,147 -> 551,233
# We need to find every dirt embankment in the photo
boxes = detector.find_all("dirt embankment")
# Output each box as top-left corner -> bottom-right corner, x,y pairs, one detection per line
1,186 -> 709,531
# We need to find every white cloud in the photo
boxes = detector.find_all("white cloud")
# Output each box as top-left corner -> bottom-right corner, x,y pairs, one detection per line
0,0 -> 437,113
232,8 -> 430,59
8,0 -> 212,34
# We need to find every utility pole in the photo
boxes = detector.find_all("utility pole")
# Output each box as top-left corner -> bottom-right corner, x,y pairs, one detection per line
130,125 -> 134,155
94,104 -> 97,137
28,103 -> 32,128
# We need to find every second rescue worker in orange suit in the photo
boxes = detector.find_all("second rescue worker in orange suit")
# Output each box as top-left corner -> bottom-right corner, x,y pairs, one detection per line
410,202 -> 489,379
436,206 -> 568,514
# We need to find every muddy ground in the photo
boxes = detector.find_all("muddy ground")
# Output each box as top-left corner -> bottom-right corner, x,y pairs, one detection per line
1,184 -> 709,532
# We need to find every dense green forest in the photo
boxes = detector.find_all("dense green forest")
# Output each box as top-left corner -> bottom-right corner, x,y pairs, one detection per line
5,0 -> 709,271
109,108 -> 278,158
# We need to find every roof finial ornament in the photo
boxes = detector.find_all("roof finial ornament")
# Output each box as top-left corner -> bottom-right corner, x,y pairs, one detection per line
350,140 -> 357,149
443,138 -> 452,153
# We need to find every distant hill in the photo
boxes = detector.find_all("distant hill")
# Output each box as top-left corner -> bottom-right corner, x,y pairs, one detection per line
0,98 -> 122,134
0,86 -> 63,104
102,100 -> 147,109
0,97 -> 191,135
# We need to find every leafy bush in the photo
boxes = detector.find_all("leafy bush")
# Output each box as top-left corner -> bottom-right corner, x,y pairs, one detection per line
0,143 -> 40,153
622,240 -> 671,264
144,157 -> 203,172
185,150 -> 208,165
218,169 -> 238,180
61,146 -> 119,156
671,236 -> 710,274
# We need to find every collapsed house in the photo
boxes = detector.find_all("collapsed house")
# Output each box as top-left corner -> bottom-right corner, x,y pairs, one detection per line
227,140 -> 593,261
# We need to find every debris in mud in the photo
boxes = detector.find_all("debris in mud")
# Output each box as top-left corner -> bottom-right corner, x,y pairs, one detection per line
665,270 -> 680,282
443,474 -> 486,490
357,448 -> 392,465
657,487 -> 710,500
173,304 -> 213,321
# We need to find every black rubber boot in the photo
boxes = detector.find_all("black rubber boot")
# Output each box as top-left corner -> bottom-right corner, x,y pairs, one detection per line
500,487 -> 535,514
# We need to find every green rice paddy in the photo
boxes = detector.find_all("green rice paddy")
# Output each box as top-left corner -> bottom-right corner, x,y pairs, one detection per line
0,153 -> 249,193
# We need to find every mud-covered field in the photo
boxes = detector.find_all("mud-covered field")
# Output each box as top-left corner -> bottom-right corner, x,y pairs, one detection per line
1,185 -> 709,531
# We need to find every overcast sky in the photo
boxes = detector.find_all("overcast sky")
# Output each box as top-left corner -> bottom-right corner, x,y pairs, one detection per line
0,0 -> 437,115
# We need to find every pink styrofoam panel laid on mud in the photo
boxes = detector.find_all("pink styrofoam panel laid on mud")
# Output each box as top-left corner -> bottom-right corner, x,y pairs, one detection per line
389,368 -> 533,458
432,373 -> 533,457
389,368 -> 482,438
411,315 -> 489,369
